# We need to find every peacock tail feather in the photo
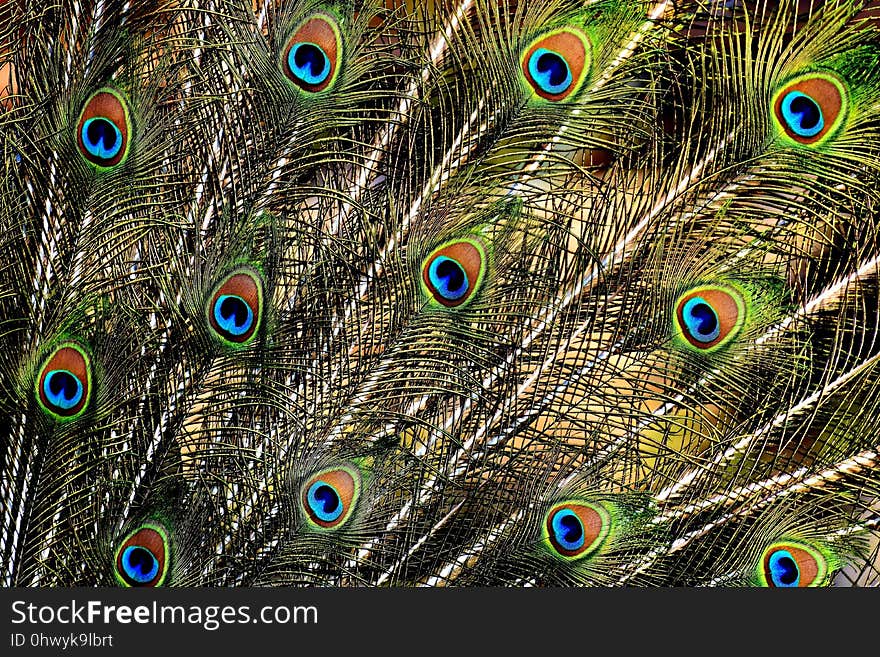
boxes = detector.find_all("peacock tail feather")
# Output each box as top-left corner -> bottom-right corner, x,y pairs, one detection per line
1,0 -> 879,587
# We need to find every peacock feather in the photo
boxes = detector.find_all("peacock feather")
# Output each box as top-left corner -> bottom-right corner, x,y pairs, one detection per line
1,0 -> 879,588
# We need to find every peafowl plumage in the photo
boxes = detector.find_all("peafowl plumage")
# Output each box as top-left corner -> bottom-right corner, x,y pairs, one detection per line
1,0 -> 880,588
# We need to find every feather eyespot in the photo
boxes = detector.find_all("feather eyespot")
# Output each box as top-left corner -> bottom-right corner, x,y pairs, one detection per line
521,28 -> 591,101
282,14 -> 342,93
76,88 -> 132,168
674,285 -> 745,351
543,501 -> 611,560
772,73 -> 846,146
758,541 -> 828,588
301,466 -> 360,529
421,238 -> 486,308
114,524 -> 170,587
35,342 -> 92,421
207,267 -> 263,347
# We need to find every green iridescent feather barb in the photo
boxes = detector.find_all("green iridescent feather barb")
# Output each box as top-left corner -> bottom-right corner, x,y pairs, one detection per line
0,0 -> 879,588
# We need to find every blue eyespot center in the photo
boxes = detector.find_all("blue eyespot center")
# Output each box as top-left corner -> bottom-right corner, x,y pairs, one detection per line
82,117 -> 122,160
288,43 -> 331,85
551,509 -> 585,552
214,295 -> 253,336
528,48 -> 572,95
429,256 -> 469,301
43,370 -> 83,410
682,297 -> 720,343
121,545 -> 160,584
781,91 -> 824,137
307,481 -> 343,522
768,550 -> 800,587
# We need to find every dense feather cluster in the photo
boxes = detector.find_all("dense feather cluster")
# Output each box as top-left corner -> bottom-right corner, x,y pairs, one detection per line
1,0 -> 879,587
